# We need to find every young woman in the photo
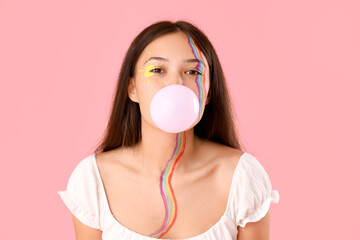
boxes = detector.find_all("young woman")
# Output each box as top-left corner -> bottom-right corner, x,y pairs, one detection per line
58,20 -> 280,240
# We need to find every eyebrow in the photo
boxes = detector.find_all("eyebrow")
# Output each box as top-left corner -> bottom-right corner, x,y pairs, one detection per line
144,56 -> 203,65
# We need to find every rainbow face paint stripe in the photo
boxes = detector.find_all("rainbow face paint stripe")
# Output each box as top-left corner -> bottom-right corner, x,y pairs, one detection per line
187,35 -> 207,121
149,131 -> 186,238
149,36 -> 206,238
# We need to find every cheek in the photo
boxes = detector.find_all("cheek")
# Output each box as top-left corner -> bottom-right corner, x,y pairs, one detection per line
136,81 -> 157,105
182,70 -> 210,103
134,78 -> 163,119
204,70 -> 210,96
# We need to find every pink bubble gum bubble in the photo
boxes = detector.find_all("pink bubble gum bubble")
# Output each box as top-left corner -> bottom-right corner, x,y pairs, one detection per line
150,84 -> 200,133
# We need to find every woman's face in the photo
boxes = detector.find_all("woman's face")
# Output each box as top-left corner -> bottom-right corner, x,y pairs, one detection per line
128,31 -> 211,131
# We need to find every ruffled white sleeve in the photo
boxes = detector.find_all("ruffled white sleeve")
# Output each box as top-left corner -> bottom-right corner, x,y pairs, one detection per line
235,153 -> 280,228
57,155 -> 102,230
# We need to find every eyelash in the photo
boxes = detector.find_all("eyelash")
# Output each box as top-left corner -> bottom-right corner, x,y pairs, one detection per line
150,68 -> 203,75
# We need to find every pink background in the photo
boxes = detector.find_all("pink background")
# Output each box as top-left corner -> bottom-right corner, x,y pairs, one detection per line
1,0 -> 359,239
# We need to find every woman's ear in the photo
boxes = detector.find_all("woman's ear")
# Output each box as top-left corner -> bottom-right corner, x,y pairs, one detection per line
128,77 -> 139,103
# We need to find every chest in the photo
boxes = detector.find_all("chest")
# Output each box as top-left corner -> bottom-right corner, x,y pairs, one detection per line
101,163 -> 233,239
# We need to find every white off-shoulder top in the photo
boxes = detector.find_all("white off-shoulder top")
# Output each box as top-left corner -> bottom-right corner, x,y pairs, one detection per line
57,152 -> 280,240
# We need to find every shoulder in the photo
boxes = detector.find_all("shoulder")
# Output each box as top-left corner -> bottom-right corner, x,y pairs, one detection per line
200,139 -> 245,174
57,155 -> 98,195
95,146 -> 136,168
197,139 -> 247,198
94,146 -> 138,180
58,154 -> 103,230
231,152 -> 280,228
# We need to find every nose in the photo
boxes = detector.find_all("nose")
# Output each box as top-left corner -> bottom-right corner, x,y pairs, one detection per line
165,73 -> 184,86
177,75 -> 184,85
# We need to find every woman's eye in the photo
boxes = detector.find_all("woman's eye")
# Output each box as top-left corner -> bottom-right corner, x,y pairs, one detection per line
150,68 -> 164,73
186,70 -> 202,75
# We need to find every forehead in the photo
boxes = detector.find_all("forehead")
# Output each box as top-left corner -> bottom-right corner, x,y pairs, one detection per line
138,31 -> 208,66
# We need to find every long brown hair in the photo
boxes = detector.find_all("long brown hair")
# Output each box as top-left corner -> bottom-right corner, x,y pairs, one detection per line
94,20 -> 243,154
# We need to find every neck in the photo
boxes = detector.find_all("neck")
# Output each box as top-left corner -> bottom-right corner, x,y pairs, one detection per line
133,118 -> 199,179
